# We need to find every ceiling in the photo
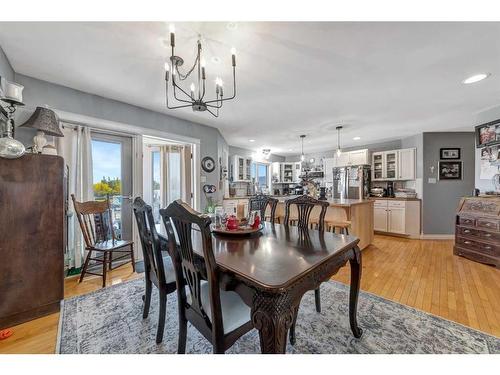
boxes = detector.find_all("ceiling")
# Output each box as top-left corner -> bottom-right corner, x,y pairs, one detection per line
0,22 -> 499,156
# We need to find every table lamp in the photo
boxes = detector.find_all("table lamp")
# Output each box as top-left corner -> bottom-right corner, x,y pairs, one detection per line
20,106 -> 63,153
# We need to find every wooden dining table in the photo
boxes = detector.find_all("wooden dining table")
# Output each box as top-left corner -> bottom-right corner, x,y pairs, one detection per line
192,222 -> 363,354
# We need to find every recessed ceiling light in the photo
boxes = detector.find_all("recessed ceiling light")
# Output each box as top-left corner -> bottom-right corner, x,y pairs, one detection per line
462,73 -> 490,84
249,139 -> 255,142
226,22 -> 238,31
288,149 -> 293,151
353,136 -> 361,140
211,56 -> 221,64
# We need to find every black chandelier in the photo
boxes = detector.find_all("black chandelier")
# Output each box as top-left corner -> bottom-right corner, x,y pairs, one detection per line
164,25 -> 237,117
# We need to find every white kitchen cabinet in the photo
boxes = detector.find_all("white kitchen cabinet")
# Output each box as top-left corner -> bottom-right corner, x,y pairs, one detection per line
397,148 -> 416,180
373,199 -> 420,237
323,157 -> 335,182
293,162 -> 302,182
371,148 -> 415,181
282,163 -> 295,183
333,149 -> 369,167
348,149 -> 369,166
271,162 -> 281,183
232,155 -> 252,182
374,202 -> 388,232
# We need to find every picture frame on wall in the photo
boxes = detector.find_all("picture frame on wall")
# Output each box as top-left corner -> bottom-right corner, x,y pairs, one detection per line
475,118 -> 500,148
438,161 -> 462,180
440,148 -> 460,160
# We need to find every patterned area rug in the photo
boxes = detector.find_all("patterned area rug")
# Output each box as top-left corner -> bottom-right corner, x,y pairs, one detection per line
57,278 -> 500,354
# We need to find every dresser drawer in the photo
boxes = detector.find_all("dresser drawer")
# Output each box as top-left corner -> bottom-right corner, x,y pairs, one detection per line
458,216 -> 475,227
476,218 -> 500,232
388,201 -> 406,208
479,230 -> 500,242
455,236 -> 500,257
454,246 -> 500,268
457,226 -> 481,239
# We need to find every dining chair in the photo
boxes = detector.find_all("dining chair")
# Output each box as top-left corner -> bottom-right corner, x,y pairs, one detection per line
132,197 -> 177,344
72,194 -> 135,288
160,200 -> 254,354
283,195 -> 329,345
248,195 -> 278,224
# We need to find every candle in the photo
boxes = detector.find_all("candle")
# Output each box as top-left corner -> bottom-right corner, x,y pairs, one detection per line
169,24 -> 175,47
231,47 -> 236,67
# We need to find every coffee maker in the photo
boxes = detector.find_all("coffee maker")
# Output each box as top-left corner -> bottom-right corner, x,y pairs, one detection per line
386,181 -> 395,198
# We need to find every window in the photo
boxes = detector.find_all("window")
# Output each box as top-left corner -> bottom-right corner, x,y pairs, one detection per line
251,162 -> 269,189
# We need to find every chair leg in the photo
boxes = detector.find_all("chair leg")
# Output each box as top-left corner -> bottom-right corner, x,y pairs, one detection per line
130,243 -> 136,272
79,249 -> 92,283
345,227 -> 349,235
177,306 -> 188,354
102,252 -> 108,288
314,288 -> 321,313
156,290 -> 167,344
143,278 -> 152,319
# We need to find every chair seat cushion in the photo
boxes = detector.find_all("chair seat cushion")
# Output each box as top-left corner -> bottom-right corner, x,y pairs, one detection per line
188,281 -> 251,334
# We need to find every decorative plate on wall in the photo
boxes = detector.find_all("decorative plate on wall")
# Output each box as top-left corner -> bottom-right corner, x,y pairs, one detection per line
201,156 -> 216,173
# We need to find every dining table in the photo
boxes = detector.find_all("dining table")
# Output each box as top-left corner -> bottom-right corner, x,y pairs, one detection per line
193,222 -> 363,354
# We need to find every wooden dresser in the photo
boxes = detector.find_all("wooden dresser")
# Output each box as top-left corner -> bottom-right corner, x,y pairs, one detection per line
0,154 -> 65,329
454,196 -> 500,268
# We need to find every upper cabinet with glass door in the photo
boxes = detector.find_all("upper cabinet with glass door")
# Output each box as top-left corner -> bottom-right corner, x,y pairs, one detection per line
232,155 -> 252,182
371,148 -> 415,181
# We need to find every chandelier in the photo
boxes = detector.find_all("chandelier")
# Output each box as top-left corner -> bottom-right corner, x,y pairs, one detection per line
164,25 -> 237,117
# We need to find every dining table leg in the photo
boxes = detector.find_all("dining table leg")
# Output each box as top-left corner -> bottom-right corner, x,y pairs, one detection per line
251,292 -> 296,354
348,245 -> 363,338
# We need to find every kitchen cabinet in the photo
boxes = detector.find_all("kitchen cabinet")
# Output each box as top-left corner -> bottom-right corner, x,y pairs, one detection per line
232,155 -> 252,182
373,199 -> 421,237
271,162 -> 281,183
293,162 -> 302,182
372,148 -> 415,181
270,162 -> 302,183
397,148 -> 416,180
323,157 -> 335,182
332,149 -> 369,167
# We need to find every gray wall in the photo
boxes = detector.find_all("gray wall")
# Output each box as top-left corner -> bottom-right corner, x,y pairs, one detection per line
0,46 -> 14,81
10,72 -> 228,207
422,132 -> 475,235
474,104 -> 500,193
229,145 -> 285,163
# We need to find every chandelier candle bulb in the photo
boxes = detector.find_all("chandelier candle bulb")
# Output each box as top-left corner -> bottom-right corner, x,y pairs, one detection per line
231,47 -> 236,66
190,83 -> 195,98
164,63 -> 169,81
169,24 -> 175,47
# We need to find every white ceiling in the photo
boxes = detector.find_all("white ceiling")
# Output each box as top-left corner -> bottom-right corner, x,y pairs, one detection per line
1,22 -> 499,156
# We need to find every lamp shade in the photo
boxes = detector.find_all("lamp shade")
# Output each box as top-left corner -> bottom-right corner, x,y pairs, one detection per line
20,107 -> 63,137
0,77 -> 24,106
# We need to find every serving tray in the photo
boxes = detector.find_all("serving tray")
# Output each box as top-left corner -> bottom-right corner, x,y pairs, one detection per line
211,224 -> 264,236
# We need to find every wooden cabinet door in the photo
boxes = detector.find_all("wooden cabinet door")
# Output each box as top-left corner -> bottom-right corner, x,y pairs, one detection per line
372,152 -> 384,180
398,148 -> 416,180
388,207 -> 406,234
384,151 -> 398,180
348,149 -> 368,166
374,206 -> 388,232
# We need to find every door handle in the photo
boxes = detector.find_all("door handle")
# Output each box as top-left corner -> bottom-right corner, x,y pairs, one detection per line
121,195 -> 134,200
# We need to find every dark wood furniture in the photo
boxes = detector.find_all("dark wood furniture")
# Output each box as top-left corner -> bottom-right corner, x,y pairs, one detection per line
0,154 -> 65,329
248,195 -> 278,223
72,194 -> 135,287
160,201 -> 254,354
132,197 -> 177,343
187,218 -> 362,353
454,196 -> 500,268
283,194 -> 330,339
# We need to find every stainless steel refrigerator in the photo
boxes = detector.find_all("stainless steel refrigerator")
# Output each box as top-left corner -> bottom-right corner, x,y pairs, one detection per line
332,165 -> 371,199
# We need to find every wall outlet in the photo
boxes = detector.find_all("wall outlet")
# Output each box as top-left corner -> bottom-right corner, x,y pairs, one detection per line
201,175 -> 207,183
428,177 -> 437,184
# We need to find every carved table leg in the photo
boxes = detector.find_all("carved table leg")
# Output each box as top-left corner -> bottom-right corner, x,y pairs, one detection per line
348,246 -> 363,338
288,305 -> 300,346
252,291 -> 295,354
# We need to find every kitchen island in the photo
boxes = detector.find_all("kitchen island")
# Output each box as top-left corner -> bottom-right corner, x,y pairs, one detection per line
274,197 -> 374,250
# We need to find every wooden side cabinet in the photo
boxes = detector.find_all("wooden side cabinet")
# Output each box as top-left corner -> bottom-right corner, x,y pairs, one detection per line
0,154 -> 65,329
454,196 -> 500,268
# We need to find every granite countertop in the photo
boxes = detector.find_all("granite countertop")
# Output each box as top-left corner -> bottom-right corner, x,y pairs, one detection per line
224,195 -> 373,206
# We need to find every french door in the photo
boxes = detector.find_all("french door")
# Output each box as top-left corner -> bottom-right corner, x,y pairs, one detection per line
91,132 -> 133,242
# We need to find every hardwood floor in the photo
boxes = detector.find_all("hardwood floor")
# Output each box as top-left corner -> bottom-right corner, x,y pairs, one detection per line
1,235 -> 498,354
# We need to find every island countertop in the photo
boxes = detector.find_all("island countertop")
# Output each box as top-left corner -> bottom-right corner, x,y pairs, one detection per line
274,196 -> 373,207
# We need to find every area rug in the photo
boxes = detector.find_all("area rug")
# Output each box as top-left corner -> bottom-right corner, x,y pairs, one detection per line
57,278 -> 500,354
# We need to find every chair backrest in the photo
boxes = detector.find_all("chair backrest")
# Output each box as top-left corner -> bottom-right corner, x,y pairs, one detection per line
160,200 -> 223,334
284,195 -> 330,231
71,194 -> 115,247
248,195 -> 278,224
132,197 -> 167,286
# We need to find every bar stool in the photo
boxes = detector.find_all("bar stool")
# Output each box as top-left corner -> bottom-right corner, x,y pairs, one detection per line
326,220 -> 351,234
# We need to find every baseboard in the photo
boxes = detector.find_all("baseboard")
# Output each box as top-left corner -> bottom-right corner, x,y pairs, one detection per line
420,234 -> 455,240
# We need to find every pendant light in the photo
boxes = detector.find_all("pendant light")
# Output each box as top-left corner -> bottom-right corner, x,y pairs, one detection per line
336,126 -> 343,157
300,134 -> 306,162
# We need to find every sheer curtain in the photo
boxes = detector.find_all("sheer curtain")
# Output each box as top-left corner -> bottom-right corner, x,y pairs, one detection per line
56,124 -> 93,269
